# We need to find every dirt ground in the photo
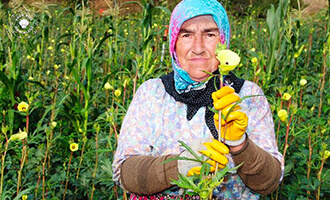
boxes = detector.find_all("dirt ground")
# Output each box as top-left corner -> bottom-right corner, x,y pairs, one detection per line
302,0 -> 329,14
4,0 -> 329,15
85,0 -> 329,15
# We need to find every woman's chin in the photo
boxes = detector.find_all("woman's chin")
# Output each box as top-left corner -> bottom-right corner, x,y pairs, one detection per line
189,73 -> 211,82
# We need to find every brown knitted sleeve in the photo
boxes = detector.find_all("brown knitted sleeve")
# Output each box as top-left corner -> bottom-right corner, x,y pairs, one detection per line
231,138 -> 282,195
120,154 -> 178,195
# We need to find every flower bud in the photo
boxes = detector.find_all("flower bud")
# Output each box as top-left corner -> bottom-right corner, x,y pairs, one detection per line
251,57 -> 258,64
104,82 -> 113,90
300,79 -> 307,87
277,109 -> 288,123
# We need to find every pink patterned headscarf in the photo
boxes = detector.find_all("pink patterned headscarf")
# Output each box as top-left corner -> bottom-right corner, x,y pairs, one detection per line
169,0 -> 230,93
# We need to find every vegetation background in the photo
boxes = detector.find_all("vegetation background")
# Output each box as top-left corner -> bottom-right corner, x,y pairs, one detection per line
0,0 -> 329,199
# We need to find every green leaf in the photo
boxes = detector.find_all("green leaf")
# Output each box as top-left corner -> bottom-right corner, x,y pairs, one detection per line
161,156 -> 201,165
178,140 -> 203,162
208,107 -> 217,114
172,174 -> 200,192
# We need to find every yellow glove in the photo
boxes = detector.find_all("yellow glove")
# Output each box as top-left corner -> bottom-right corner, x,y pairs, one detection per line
212,86 -> 248,146
178,139 -> 229,176
187,139 -> 229,176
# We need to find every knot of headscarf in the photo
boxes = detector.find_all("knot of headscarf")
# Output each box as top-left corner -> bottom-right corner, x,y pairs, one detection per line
169,0 -> 230,93
160,71 -> 245,139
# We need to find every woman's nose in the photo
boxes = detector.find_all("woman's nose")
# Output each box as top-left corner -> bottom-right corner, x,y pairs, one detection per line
191,34 -> 205,55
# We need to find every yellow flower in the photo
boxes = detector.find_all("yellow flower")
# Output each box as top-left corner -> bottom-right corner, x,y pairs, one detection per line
18,102 -> 29,112
277,109 -> 288,122
115,89 -> 122,97
300,79 -> 307,86
28,76 -> 34,81
123,79 -> 129,88
70,143 -> 79,152
22,194 -> 28,200
47,46 -> 53,50
282,93 -> 291,101
324,150 -> 330,160
104,82 -> 113,90
10,129 -> 28,141
251,57 -> 258,64
255,68 -> 261,76
51,121 -> 57,128
216,50 -> 240,75
54,64 -> 60,70
311,105 -> 315,111
26,55 -> 32,59
61,48 -> 66,53
250,48 -> 256,52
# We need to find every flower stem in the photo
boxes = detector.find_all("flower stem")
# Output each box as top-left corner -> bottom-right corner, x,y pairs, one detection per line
306,127 -> 312,196
0,139 -> 9,196
282,115 -> 293,159
90,128 -> 99,200
316,154 -> 326,200
17,113 -> 29,195
214,75 -> 224,196
63,151 -> 73,200
218,75 -> 224,141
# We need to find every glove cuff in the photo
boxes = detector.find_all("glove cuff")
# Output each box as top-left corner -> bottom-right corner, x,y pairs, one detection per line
222,133 -> 247,146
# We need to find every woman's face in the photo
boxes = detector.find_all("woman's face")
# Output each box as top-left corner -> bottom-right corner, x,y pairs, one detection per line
175,15 -> 220,82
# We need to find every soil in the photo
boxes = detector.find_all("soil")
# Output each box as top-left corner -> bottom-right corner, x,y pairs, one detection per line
302,0 -> 329,15
3,0 -> 329,15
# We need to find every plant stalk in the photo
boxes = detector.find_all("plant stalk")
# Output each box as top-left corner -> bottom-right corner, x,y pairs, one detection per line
63,151 -> 73,200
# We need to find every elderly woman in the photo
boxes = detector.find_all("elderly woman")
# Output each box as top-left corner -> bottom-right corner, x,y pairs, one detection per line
112,0 -> 284,199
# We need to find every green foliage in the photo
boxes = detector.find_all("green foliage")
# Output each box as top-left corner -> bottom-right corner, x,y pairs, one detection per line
0,0 -> 329,199
167,140 -> 242,200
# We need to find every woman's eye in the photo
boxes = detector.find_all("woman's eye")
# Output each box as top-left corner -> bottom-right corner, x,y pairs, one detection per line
181,33 -> 191,38
206,33 -> 216,37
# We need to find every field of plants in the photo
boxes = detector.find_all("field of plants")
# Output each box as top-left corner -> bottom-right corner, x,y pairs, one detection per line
0,0 -> 329,199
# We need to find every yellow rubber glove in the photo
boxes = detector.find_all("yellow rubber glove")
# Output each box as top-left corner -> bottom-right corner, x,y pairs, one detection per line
178,139 -> 229,177
187,139 -> 229,176
212,86 -> 248,146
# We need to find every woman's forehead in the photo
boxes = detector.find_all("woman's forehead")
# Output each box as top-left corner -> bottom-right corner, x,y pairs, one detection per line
180,15 -> 218,30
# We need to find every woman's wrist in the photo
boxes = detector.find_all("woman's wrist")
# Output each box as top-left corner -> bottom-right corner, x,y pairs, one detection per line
229,139 -> 247,153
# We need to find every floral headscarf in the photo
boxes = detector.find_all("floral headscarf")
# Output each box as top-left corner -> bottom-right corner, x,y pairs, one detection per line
169,0 -> 230,93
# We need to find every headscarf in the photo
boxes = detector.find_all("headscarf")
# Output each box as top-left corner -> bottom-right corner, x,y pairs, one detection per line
169,0 -> 230,93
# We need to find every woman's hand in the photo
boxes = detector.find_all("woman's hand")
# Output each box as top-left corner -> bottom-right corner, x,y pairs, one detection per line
178,139 -> 229,176
212,86 -> 248,146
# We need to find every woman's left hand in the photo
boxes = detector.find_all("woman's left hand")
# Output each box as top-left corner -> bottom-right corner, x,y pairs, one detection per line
212,86 -> 248,146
